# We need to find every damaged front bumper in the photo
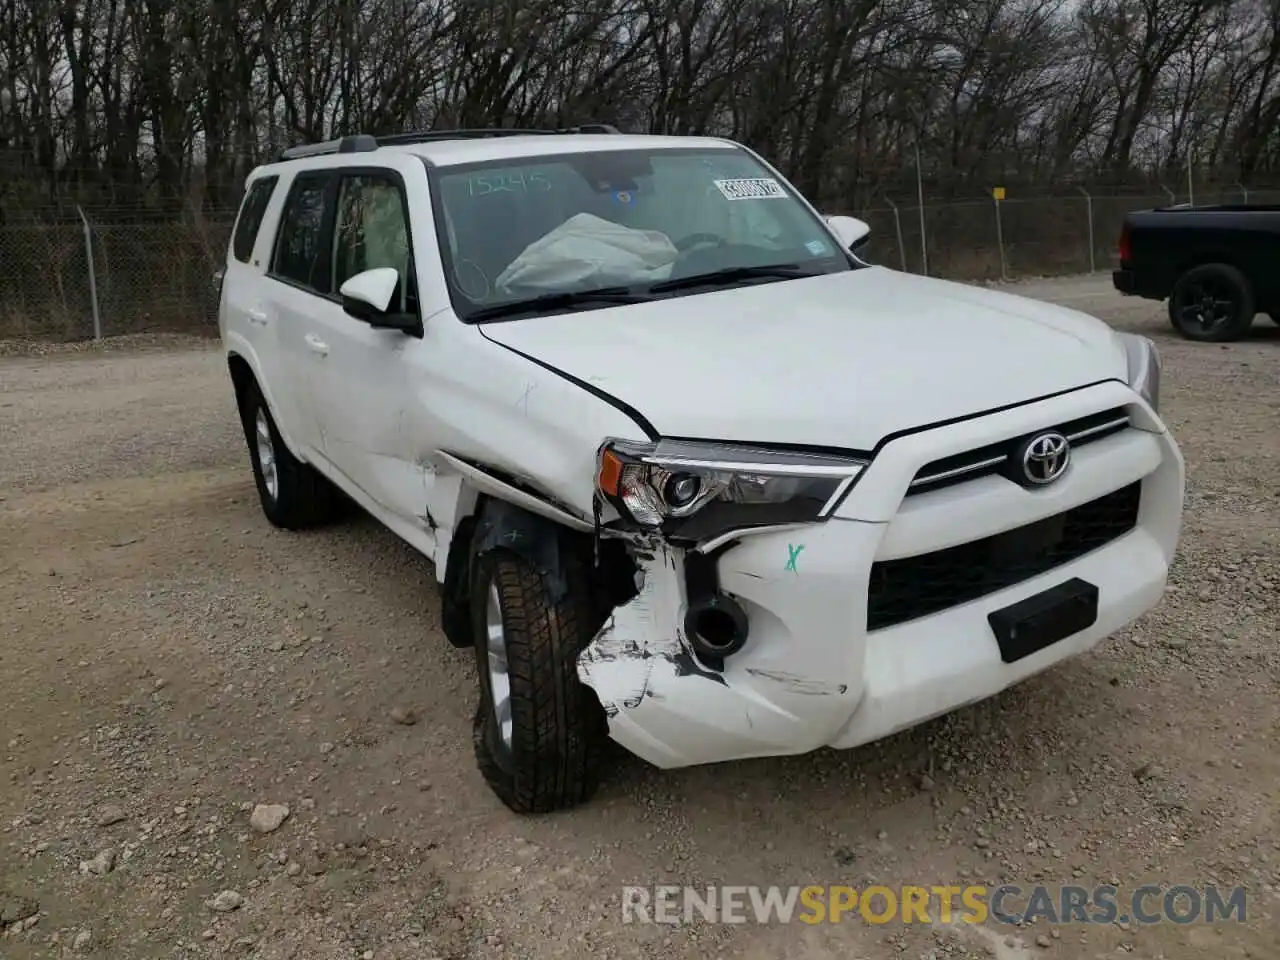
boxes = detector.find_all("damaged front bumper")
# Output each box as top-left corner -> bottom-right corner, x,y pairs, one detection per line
579,519 -> 1172,769
576,385 -> 1185,770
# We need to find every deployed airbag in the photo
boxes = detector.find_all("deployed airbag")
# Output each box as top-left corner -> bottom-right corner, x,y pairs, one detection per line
495,213 -> 678,292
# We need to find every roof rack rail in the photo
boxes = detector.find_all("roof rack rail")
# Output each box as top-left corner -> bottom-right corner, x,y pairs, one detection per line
277,124 -> 621,162
278,134 -> 379,161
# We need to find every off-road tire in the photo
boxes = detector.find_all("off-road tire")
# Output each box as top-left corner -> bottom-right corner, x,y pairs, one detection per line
471,548 -> 608,813
1167,263 -> 1255,342
239,384 -> 340,530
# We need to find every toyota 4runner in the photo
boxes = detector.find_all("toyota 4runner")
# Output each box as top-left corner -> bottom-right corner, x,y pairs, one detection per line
218,126 -> 1185,813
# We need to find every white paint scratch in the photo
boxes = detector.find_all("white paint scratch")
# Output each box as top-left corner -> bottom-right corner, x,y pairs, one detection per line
744,668 -> 848,696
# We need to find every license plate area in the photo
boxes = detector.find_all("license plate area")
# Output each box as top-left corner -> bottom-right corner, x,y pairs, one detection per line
987,511 -> 1067,567
987,578 -> 1099,664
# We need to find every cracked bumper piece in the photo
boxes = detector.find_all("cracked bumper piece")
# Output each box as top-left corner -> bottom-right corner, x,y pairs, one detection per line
577,439 -> 1181,770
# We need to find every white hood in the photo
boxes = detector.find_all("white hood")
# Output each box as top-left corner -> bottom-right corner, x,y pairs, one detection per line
480,267 -> 1129,450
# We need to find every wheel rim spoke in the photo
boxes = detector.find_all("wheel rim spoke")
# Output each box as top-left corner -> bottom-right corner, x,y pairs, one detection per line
484,584 -> 514,751
254,410 -> 278,501
1178,282 -> 1235,330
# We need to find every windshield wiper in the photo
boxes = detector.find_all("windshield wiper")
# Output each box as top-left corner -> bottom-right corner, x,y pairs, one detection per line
647,263 -> 818,294
467,287 -> 653,322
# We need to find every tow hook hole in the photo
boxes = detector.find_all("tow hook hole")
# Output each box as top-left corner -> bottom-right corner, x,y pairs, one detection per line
693,608 -> 739,650
685,594 -> 750,662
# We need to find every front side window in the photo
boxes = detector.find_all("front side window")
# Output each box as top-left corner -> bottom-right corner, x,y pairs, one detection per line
271,174 -> 331,292
429,147 -> 852,320
331,174 -> 413,300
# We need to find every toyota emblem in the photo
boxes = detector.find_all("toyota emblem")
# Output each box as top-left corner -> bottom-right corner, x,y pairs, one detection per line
1020,431 -> 1071,485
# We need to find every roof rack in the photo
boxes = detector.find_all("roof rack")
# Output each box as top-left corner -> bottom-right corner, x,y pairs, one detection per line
277,124 -> 621,162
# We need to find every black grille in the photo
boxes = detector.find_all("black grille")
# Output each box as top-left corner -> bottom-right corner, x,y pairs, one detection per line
908,407 -> 1130,495
866,482 -> 1142,630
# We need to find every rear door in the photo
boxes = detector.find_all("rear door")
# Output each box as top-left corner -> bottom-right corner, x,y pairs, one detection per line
221,175 -> 292,414
261,170 -> 337,459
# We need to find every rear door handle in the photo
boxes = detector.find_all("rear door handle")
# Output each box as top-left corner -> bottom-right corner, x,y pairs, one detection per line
304,333 -> 329,356
246,308 -> 269,326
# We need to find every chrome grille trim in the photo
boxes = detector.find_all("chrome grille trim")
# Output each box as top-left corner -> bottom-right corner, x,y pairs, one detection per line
907,411 -> 1131,493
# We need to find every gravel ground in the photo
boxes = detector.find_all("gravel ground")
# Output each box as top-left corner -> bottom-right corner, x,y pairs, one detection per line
0,274 -> 1277,960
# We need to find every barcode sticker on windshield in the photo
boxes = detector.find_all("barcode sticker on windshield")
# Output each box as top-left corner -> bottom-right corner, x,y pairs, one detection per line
713,178 -> 787,200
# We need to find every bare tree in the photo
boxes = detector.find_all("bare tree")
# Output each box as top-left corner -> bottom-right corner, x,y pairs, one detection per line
3,0 -> 1280,218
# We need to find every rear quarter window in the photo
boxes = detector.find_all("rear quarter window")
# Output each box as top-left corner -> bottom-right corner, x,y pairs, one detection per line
231,176 -> 279,263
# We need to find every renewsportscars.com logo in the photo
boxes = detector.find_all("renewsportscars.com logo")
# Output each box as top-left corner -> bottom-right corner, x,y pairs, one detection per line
621,884 -> 1248,926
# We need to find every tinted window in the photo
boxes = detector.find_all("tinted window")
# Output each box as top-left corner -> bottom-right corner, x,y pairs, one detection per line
332,174 -> 415,311
271,174 -> 332,291
231,177 -> 278,263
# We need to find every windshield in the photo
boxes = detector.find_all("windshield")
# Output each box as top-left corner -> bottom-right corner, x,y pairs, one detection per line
427,146 -> 854,320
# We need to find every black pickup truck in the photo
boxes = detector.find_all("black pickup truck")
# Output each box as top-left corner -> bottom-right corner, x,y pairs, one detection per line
1112,205 -> 1280,341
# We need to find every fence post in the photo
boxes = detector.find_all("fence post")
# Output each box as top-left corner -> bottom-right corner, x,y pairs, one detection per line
1186,143 -> 1194,207
993,193 -> 1009,281
885,197 -> 907,271
76,205 -> 102,342
915,145 -> 928,276
1076,186 -> 1095,274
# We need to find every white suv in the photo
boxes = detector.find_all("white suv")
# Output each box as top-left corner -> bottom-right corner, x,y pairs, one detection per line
218,126 -> 1184,813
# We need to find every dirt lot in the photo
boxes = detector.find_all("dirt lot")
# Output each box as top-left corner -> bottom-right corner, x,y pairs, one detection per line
0,274 -> 1277,960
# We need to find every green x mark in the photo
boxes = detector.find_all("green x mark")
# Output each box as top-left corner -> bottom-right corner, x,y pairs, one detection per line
785,543 -> 805,572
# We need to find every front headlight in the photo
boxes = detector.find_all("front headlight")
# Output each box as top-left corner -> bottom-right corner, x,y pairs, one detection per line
1119,332 -> 1161,411
596,439 -> 868,542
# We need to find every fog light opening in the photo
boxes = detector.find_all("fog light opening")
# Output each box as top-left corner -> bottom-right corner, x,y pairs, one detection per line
684,594 -> 749,661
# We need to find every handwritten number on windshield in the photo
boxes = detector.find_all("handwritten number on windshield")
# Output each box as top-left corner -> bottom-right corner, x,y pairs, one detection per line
469,173 -> 553,196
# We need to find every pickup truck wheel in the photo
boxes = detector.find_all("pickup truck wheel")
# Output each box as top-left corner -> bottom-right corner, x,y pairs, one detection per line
471,548 -> 607,813
1168,264 -> 1255,342
240,386 -> 339,530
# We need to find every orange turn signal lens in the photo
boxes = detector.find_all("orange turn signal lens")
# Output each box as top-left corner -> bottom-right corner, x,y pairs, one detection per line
597,448 -> 625,496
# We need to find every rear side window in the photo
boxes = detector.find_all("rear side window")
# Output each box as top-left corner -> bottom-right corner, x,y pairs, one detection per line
231,177 -> 278,263
271,173 -> 334,293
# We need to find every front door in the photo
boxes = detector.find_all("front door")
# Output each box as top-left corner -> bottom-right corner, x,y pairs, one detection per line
305,169 -> 433,535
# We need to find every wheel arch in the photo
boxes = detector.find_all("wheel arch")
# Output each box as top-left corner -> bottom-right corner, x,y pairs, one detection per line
1173,249 -> 1253,287
224,348 -> 306,459
436,475 -> 637,650
438,491 -> 584,649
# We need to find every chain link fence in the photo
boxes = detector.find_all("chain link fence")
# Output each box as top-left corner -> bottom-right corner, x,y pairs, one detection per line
0,215 -> 233,341
4,188 -> 1280,342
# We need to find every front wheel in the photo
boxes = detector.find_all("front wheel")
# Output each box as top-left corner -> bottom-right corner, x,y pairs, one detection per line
471,548 -> 608,813
1167,263 -> 1255,342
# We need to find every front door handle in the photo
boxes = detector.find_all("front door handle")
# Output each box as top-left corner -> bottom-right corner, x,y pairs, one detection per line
246,307 -> 269,326
304,333 -> 329,356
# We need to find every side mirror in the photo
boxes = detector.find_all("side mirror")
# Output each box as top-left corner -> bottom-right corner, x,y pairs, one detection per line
825,215 -> 871,251
339,267 -> 420,333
